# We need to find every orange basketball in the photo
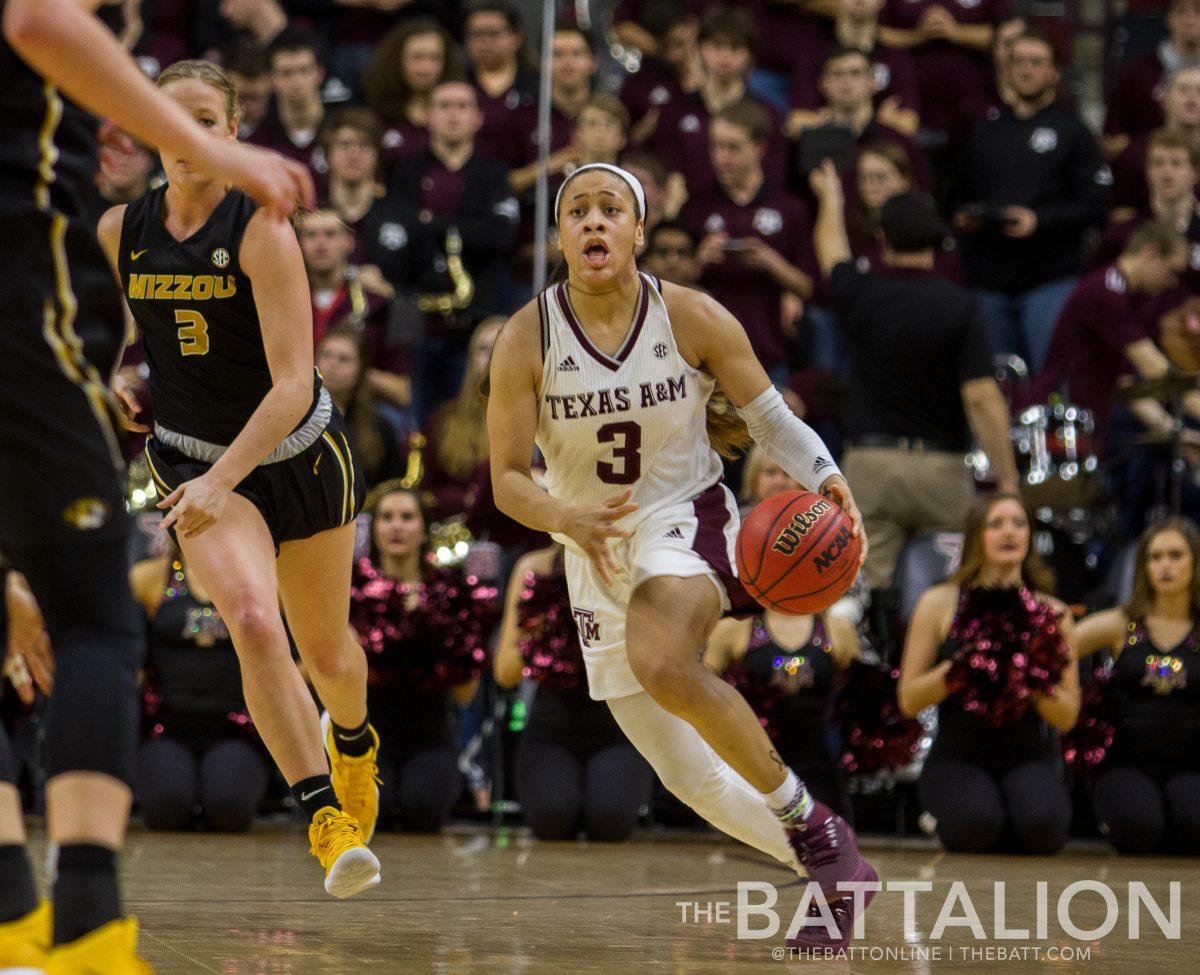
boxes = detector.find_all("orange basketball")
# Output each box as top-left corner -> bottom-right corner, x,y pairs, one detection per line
736,490 -> 861,615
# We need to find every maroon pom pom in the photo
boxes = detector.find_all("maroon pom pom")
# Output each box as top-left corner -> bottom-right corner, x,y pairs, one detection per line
944,587 -> 1071,728
350,558 -> 499,691
836,661 -> 924,774
516,570 -> 586,690
1061,663 -> 1116,777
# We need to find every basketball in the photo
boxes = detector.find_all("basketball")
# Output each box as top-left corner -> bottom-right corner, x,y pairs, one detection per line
736,490 -> 861,615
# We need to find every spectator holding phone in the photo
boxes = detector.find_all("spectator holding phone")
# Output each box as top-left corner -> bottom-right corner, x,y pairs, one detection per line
791,47 -> 926,190
953,28 -> 1110,374
679,100 -> 816,383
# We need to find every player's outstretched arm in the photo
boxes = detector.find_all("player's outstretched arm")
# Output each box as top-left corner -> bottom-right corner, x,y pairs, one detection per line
664,281 -> 866,560
487,306 -> 636,586
4,0 -> 312,214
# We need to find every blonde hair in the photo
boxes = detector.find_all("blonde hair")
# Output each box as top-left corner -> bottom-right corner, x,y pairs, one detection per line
435,318 -> 503,482
157,59 -> 241,126
706,389 -> 752,461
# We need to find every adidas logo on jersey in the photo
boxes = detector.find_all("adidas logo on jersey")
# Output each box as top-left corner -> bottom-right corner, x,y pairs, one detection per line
663,526 -> 685,539
557,355 -> 580,372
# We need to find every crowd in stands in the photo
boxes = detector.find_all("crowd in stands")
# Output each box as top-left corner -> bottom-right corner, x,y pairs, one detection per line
3,0 -> 1200,856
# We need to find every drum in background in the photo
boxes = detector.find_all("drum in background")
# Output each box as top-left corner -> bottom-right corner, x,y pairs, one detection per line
1016,402 -> 1101,510
967,401 -> 1101,512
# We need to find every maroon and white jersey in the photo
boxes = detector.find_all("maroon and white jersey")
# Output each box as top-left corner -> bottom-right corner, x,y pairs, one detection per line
536,273 -> 723,542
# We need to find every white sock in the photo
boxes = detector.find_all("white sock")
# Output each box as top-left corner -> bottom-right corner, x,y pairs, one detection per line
763,769 -> 801,810
764,770 -> 814,823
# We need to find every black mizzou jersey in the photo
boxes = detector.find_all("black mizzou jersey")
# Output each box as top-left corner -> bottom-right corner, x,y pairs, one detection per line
118,184 -> 320,445
0,0 -> 99,219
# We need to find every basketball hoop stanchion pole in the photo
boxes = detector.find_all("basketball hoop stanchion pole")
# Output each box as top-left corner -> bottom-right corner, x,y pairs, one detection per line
531,0 -> 557,294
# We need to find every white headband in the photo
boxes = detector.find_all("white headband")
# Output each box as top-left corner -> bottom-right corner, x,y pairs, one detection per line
554,163 -> 646,226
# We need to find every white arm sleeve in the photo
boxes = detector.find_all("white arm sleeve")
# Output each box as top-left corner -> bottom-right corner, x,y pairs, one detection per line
735,386 -> 842,492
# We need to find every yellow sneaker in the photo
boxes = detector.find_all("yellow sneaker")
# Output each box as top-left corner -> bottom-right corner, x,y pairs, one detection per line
0,899 -> 50,969
307,806 -> 381,899
44,916 -> 154,974
320,712 -> 382,843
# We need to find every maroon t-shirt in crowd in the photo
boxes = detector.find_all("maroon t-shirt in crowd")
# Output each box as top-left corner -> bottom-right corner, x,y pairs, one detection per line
789,34 -> 920,117
381,119 -> 430,168
678,179 -> 816,372
1089,208 -> 1200,329
471,73 -> 539,170
1111,133 -> 1152,210
1029,265 -> 1148,449
743,0 -> 828,77
132,0 -> 194,76
648,90 -> 787,196
619,55 -> 688,127
880,0 -> 1010,134
514,102 -> 576,165
1104,50 -> 1169,140
420,161 -> 468,218
247,110 -> 327,183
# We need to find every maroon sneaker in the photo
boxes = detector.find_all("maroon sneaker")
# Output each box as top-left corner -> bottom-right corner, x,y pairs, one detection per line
781,800 -> 874,899
785,865 -> 880,951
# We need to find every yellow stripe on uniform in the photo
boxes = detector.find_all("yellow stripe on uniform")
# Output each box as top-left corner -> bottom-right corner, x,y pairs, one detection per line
42,213 -> 124,471
143,448 -> 172,497
321,431 -> 351,525
338,431 -> 357,520
34,82 -> 63,211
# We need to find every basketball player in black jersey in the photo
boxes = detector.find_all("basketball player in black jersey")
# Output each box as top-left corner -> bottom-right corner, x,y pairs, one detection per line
96,60 -> 383,902
0,1 -> 311,971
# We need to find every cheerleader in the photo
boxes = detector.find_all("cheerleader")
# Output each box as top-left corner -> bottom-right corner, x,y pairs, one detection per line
705,609 -> 859,817
130,548 -> 268,832
899,493 -> 1080,854
1077,518 -> 1200,853
350,485 -> 498,831
495,544 -> 653,841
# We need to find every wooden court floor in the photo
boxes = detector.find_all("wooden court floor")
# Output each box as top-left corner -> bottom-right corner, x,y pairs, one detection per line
24,825 -> 1200,974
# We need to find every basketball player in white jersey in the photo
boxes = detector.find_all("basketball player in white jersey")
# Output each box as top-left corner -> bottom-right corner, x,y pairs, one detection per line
488,163 -> 879,950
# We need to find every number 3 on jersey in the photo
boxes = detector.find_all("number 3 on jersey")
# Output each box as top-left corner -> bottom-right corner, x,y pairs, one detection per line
597,421 -> 641,484
175,309 -> 210,356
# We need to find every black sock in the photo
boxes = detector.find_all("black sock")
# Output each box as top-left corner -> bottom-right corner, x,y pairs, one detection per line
292,774 -> 340,821
53,845 -> 120,945
330,717 -> 373,758
0,844 -> 38,924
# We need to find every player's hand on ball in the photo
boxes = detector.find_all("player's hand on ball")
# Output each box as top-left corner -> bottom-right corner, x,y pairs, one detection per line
563,489 -> 639,587
819,474 -> 868,566
158,474 -> 231,538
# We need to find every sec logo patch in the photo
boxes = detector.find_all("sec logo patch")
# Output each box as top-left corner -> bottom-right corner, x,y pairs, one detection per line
211,247 -> 231,268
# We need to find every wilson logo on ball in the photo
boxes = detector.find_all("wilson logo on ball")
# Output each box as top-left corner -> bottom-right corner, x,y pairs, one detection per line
771,499 -> 834,556
813,526 -> 853,574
